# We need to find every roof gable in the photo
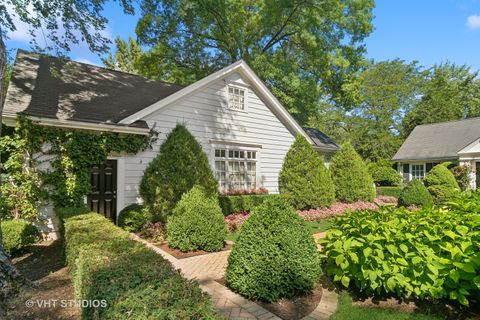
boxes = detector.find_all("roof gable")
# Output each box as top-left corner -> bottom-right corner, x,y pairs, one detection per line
393,117 -> 480,161
118,60 -> 313,143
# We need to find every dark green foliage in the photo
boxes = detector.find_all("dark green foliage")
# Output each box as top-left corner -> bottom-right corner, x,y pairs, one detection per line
218,194 -> 282,215
140,124 -> 217,220
117,204 -> 152,232
368,163 -> 402,186
63,212 -> 220,319
226,197 -> 321,302
2,219 -> 40,254
329,142 -> 375,203
279,135 -> 335,209
376,186 -> 404,198
398,179 -> 433,207
167,186 -> 226,252
321,195 -> 480,306
423,164 -> 460,203
54,206 -> 89,220
450,165 -> 471,191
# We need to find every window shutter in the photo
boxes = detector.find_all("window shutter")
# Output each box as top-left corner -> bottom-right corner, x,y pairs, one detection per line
426,163 -> 433,173
403,164 -> 409,174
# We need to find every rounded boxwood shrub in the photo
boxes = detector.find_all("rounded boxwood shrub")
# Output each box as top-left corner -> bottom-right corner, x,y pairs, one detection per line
423,163 -> 460,204
226,197 -> 321,302
167,186 -> 226,252
279,135 -> 335,209
140,124 -> 218,220
329,142 -> 375,203
398,179 -> 433,207
2,219 -> 40,254
369,164 -> 402,186
118,204 -> 152,232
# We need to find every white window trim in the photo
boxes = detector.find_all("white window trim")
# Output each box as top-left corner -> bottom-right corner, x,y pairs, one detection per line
225,83 -> 248,112
107,156 -> 125,224
410,163 -> 426,180
211,144 -> 261,191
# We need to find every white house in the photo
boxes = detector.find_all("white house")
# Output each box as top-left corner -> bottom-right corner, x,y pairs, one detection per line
2,50 -> 338,237
393,117 -> 480,189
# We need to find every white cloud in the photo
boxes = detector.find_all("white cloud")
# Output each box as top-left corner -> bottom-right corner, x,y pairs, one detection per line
466,14 -> 480,30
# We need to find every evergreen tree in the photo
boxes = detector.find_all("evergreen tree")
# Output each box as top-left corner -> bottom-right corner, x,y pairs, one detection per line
279,135 -> 335,209
140,124 -> 218,220
329,142 -> 375,202
423,163 -> 460,204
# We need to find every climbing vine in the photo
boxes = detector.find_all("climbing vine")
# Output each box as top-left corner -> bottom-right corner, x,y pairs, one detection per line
0,116 -> 157,219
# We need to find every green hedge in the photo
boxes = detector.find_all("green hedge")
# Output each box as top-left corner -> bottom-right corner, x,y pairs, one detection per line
63,211 -> 219,319
321,194 -> 480,306
424,164 -> 460,204
398,179 -> 433,207
2,219 -> 40,254
218,194 -> 282,215
376,186 -> 403,198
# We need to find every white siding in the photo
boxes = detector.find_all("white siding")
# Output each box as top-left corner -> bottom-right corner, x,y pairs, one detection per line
121,72 -> 297,208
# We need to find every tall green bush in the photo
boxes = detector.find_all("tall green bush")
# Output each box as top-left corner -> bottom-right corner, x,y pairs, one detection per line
398,179 -> 433,207
226,197 -> 321,302
279,135 -> 335,209
140,124 -> 217,220
167,186 -> 226,252
118,204 -> 152,232
423,163 -> 460,203
329,142 -> 375,203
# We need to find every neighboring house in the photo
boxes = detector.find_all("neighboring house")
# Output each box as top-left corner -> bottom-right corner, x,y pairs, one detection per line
2,50 -> 339,236
393,117 -> 480,189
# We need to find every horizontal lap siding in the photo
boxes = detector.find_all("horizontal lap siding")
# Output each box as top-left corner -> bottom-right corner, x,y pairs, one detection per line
122,73 -> 295,207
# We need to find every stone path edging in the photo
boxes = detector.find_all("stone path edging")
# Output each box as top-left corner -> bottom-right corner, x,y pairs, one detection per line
131,233 -> 338,320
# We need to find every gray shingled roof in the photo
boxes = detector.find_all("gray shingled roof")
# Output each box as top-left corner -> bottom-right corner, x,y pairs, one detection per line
3,50 -> 184,128
303,127 -> 339,151
392,117 -> 480,161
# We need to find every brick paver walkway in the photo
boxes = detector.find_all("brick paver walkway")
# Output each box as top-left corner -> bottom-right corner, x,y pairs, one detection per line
132,234 -> 337,320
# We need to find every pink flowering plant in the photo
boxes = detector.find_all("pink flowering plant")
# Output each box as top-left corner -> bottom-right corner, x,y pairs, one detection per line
220,187 -> 268,196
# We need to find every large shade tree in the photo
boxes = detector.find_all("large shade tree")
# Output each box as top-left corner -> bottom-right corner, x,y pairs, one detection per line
0,0 -> 134,314
107,0 -> 375,123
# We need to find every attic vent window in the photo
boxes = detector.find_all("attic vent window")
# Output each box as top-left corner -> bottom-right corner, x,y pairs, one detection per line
227,85 -> 246,111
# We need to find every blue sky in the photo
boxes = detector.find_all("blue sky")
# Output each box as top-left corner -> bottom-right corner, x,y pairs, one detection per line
6,0 -> 480,70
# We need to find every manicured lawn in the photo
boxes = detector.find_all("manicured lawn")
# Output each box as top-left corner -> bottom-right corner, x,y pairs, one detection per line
226,218 -> 332,242
331,293 -> 445,320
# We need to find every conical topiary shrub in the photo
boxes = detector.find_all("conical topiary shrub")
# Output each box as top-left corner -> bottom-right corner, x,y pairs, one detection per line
329,142 -> 375,203
398,179 -> 433,207
279,135 -> 335,209
423,163 -> 460,204
140,124 -> 218,220
167,186 -> 226,252
226,197 -> 321,302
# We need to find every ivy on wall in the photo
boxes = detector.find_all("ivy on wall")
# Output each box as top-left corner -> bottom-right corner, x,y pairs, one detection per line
0,116 -> 157,219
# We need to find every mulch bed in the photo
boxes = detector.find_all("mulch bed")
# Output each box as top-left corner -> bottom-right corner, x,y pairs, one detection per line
8,240 -> 80,320
152,241 -> 232,259
216,278 -> 323,320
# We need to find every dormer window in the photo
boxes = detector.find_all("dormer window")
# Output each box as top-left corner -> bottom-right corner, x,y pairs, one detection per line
227,85 -> 246,111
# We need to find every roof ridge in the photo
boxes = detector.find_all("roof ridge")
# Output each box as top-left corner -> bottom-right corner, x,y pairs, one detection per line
16,49 -> 185,88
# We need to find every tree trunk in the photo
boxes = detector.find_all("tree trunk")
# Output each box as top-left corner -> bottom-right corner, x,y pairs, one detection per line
0,29 -> 21,315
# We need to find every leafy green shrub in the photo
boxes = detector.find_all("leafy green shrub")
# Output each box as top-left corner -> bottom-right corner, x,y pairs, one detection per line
54,206 -> 89,220
369,163 -> 402,186
330,142 -> 375,203
117,204 -> 152,232
140,124 -> 217,220
218,194 -> 282,215
398,179 -> 433,207
424,163 -> 460,203
279,135 -> 335,209
2,219 -> 40,254
226,197 -> 321,302
376,186 -> 403,198
450,164 -> 471,191
168,186 -> 226,252
321,199 -> 480,306
63,212 -> 219,319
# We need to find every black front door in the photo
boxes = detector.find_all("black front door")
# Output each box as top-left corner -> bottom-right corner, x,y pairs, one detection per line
87,160 -> 117,222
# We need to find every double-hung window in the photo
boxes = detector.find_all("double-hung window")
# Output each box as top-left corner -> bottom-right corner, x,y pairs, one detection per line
227,85 -> 246,111
214,148 -> 257,191
411,164 -> 425,180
